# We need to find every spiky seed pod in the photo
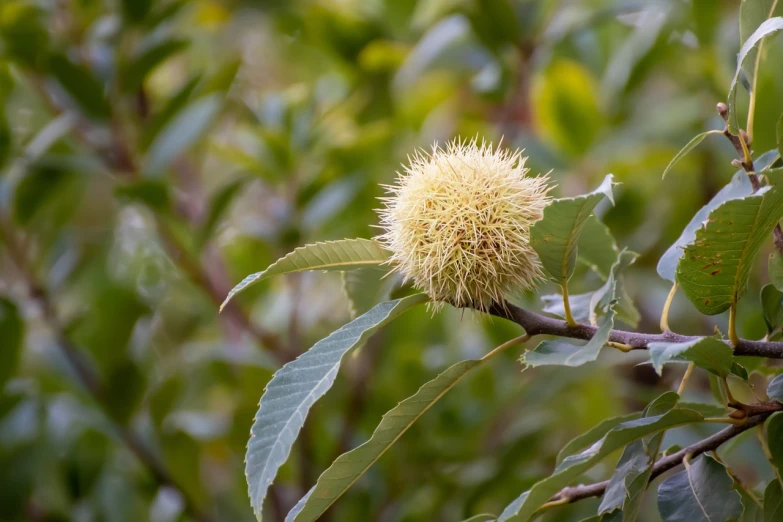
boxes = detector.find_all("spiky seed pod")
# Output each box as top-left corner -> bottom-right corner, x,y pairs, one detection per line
377,139 -> 551,311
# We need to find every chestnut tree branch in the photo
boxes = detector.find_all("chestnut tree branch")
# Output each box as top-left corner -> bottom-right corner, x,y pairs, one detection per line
548,409 -> 778,506
488,301 -> 783,359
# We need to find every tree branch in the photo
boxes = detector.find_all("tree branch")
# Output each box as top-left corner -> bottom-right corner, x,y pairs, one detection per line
548,409 -> 778,506
716,102 -> 783,256
488,301 -> 783,359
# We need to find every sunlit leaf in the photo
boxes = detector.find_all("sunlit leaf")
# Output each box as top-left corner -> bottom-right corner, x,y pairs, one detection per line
497,408 -> 704,521
661,130 -> 723,179
727,17 -> 783,134
245,295 -> 427,520
676,184 -> 783,314
221,239 -> 390,311
657,455 -> 743,522
286,358 -> 482,522
531,174 -> 616,286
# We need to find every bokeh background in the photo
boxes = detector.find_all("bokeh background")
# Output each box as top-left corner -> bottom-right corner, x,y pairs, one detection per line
1,1 -> 782,521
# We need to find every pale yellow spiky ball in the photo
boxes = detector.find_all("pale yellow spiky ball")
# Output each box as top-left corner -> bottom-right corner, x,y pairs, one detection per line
377,139 -> 551,311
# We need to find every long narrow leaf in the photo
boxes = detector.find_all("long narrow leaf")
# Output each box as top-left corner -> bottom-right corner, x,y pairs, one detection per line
245,295 -> 427,520
221,239 -> 390,311
661,130 -> 722,179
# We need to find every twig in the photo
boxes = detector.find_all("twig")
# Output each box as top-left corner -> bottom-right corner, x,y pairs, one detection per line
716,102 -> 783,256
547,410 -> 777,506
488,301 -> 783,359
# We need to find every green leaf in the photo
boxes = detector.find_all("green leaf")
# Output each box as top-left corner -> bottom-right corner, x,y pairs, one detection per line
196,177 -> 247,249
48,54 -> 111,121
769,374 -> 783,402
114,179 -> 171,212
656,455 -> 743,522
762,284 -> 783,335
0,298 -> 23,390
245,295 -> 427,520
121,0 -> 152,24
459,515 -> 496,522
777,114 -> 783,160
727,17 -> 783,134
657,155 -> 775,282
0,107 -> 10,170
524,250 -> 635,368
599,393 -> 679,521
341,267 -> 395,318
13,164 -> 75,225
141,76 -> 200,150
0,2 -> 49,68
531,174 -> 616,286
735,478 -> 764,522
661,130 -> 723,179
676,184 -> 783,315
286,358 -> 483,522
766,412 -> 783,474
556,413 -> 641,466
765,480 -> 783,522
648,337 -> 735,378
221,239 -> 390,311
740,0 -> 783,85
497,408 -> 704,521
770,253 -> 783,291
120,39 -> 188,93
577,214 -> 619,280
677,402 -> 728,417
144,94 -> 222,176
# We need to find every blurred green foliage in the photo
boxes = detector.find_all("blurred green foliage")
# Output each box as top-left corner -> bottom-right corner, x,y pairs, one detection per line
1,1 -> 783,521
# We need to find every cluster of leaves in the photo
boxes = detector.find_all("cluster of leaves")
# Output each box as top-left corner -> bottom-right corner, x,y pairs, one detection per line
3,1 -> 783,522
223,2 -> 783,522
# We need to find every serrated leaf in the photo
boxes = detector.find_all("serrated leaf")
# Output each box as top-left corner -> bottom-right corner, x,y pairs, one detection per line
735,478 -> 764,522
531,174 -> 616,286
556,413 -> 642,466
287,358 -> 483,522
657,151 -> 780,282
221,239 -> 390,311
657,455 -> 743,522
769,374 -> 783,402
599,393 -> 678,521
766,413 -> 783,474
765,480 -> 783,522
245,295 -> 427,520
648,337 -> 734,378
341,267 -> 395,318
661,130 -> 723,180
145,94 -> 222,176
0,298 -> 23,390
497,408 -> 704,521
676,184 -> 783,315
576,214 -> 618,279
727,17 -> 783,134
525,250 -> 635,367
